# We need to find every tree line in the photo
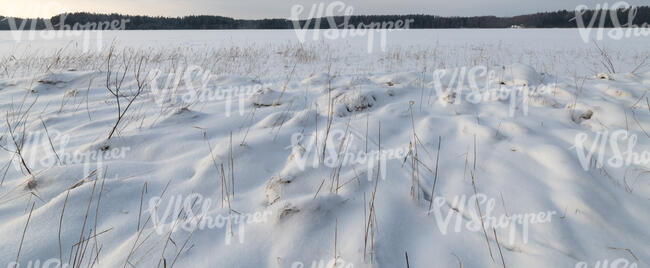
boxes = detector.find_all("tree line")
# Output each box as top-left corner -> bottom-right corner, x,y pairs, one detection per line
1,6 -> 648,30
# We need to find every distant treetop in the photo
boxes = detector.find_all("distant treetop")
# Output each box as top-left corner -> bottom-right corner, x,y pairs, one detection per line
1,7 -> 649,30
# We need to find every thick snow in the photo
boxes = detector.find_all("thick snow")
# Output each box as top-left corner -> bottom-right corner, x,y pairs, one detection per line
0,29 -> 648,268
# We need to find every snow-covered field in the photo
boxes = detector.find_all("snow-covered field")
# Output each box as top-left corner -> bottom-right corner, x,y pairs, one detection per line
0,29 -> 649,268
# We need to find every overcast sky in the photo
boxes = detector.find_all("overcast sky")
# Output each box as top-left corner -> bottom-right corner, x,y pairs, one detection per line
1,0 -> 648,19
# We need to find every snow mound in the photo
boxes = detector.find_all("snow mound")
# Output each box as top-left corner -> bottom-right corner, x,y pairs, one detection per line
493,63 -> 543,87
247,87 -> 283,107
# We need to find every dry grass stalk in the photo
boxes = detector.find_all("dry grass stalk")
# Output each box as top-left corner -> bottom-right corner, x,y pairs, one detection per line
363,192 -> 367,251
1,160 -> 11,187
313,177 -> 326,200
630,54 -> 649,74
330,115 -> 353,193
14,202 -> 35,268
85,75 -> 95,121
221,164 -> 232,211
419,66 -> 427,111
607,246 -> 639,262
321,64 -> 334,163
365,113 -> 369,153
499,192 -> 509,217
624,109 -> 629,132
2,96 -> 39,178
169,231 -> 195,268
273,100 -> 294,141
427,136 -> 442,214
59,190 -> 70,264
570,74 -> 585,121
197,128 -> 232,209
91,174 -> 107,266
593,42 -> 616,74
409,102 -> 419,200
493,228 -> 506,268
240,106 -> 257,146
123,180 -> 172,268
405,251 -> 410,268
105,47 -> 149,140
471,136 -> 495,262
40,117 -> 61,164
629,91 -> 647,109
631,111 -> 649,138
334,218 -> 338,264
157,206 -> 187,268
451,253 -> 463,268
315,103 -> 320,159
273,63 -> 297,105
71,178 -> 98,268
364,122 -> 381,264
229,132 -> 235,198
137,182 -> 148,231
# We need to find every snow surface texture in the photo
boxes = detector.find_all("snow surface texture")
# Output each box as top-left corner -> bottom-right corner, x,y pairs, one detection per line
0,30 -> 649,267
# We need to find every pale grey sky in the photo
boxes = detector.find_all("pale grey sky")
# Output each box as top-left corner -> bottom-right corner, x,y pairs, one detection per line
1,0 -> 648,19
